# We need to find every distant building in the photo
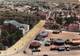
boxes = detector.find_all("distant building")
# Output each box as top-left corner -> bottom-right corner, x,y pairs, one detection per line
68,23 -> 79,32
3,20 -> 29,35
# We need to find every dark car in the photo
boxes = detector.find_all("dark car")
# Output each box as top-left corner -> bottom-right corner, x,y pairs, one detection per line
54,39 -> 65,46
70,45 -> 80,50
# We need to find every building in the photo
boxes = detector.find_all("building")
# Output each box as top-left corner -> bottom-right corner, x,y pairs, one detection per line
3,20 -> 29,35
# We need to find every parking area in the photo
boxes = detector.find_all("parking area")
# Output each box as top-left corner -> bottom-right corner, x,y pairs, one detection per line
28,29 -> 80,56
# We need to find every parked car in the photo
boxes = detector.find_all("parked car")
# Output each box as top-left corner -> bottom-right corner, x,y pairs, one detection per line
54,39 -> 65,46
32,48 -> 41,52
58,47 -> 65,51
39,31 -> 48,38
52,30 -> 61,34
44,40 -> 51,46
